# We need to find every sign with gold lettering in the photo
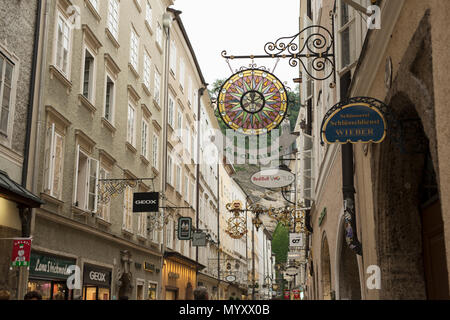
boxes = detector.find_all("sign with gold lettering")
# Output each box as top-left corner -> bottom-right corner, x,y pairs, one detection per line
321,98 -> 387,145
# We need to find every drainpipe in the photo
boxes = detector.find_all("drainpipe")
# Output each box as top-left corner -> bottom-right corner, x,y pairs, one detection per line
217,162 -> 220,298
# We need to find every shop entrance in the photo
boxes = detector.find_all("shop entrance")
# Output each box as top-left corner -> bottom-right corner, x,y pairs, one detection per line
338,226 -> 361,300
27,279 -> 72,300
320,235 -> 332,300
165,288 -> 178,300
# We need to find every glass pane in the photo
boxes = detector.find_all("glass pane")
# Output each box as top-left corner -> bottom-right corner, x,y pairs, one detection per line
0,107 -> 8,133
84,286 -> 97,300
148,283 -> 157,300
341,2 -> 350,26
27,280 -> 51,300
98,287 -> 110,300
340,27 -> 350,67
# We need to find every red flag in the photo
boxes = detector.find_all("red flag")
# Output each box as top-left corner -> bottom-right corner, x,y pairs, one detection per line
11,239 -> 32,267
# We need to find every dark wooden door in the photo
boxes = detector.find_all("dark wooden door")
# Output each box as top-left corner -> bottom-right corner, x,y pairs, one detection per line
422,200 -> 450,299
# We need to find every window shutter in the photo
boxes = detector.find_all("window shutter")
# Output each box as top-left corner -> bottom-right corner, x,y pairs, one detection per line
44,124 -> 55,192
73,145 -> 80,205
52,132 -> 64,199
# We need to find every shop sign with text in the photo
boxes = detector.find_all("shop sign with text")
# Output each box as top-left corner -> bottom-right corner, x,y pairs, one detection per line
251,169 -> 295,189
11,239 -> 32,267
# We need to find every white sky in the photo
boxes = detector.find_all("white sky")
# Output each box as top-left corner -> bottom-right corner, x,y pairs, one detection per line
172,0 -> 300,92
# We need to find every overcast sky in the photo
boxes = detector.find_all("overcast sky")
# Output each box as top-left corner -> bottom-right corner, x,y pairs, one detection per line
172,0 -> 300,92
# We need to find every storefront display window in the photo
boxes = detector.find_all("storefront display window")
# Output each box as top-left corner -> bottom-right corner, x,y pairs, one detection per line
148,282 -> 157,300
82,264 -> 112,300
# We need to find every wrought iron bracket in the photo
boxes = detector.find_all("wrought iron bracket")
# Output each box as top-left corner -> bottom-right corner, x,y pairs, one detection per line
221,23 -> 336,82
97,177 -> 155,205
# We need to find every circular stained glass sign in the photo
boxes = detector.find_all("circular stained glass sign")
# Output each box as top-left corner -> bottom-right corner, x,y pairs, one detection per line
218,69 -> 288,135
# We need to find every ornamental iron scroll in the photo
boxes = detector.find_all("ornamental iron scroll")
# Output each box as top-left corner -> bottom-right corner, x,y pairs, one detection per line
97,178 -> 155,205
221,24 -> 336,82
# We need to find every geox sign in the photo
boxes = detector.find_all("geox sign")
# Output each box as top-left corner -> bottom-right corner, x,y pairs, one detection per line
133,192 -> 159,212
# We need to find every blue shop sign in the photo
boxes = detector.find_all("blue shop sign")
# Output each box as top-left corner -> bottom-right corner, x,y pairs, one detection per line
321,103 -> 387,144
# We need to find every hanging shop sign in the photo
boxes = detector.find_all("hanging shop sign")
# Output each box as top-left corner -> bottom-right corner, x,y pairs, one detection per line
284,289 -> 291,300
83,264 -> 111,287
11,238 -> 32,267
177,217 -> 192,240
225,275 -> 236,283
133,192 -> 159,212
192,231 -> 207,247
320,97 -> 387,145
289,233 -> 304,248
293,289 -> 300,300
218,68 -> 288,135
251,169 -> 295,189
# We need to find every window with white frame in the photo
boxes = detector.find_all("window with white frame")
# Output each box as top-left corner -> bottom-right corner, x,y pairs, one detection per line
169,40 -> 177,75
108,0 -> 120,40
141,118 -> 149,158
145,1 -> 152,27
74,146 -> 99,212
43,123 -> 64,199
0,53 -> 14,136
168,95 -> 175,128
137,212 -> 147,237
175,163 -> 182,194
154,70 -> 161,105
152,133 -> 159,170
127,103 -> 136,146
191,133 -> 195,160
143,52 -> 151,89
184,175 -> 189,201
55,12 -> 71,76
179,59 -> 185,89
104,74 -> 115,123
185,125 -> 191,153
338,0 -> 356,70
123,186 -> 133,232
82,48 -> 95,102
167,155 -> 173,186
97,166 -> 110,221
156,23 -> 163,49
177,109 -> 183,139
130,28 -> 139,71
187,77 -> 193,105
193,90 -> 198,115
175,233 -> 180,252
190,181 -> 195,205
166,218 -> 174,249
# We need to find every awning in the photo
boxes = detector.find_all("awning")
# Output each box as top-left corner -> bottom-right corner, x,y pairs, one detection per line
0,170 -> 44,207
164,250 -> 206,271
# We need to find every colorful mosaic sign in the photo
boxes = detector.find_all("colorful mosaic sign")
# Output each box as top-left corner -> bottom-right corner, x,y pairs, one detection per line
218,69 -> 288,135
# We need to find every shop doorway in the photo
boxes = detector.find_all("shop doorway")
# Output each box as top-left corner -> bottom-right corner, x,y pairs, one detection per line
83,286 -> 110,300
165,288 -> 177,300
337,225 -> 361,300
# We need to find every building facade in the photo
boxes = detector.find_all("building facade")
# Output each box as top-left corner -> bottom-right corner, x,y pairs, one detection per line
295,0 -> 450,300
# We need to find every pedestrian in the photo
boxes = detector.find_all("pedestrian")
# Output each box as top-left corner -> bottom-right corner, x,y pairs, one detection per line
193,286 -> 209,300
0,289 -> 10,300
24,291 -> 42,300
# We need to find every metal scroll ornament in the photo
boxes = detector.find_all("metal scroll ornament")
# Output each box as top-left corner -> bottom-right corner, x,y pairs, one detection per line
218,69 -> 288,135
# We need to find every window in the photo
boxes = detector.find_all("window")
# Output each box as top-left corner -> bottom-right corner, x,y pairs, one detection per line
104,75 -> 115,122
97,167 -> 110,221
152,133 -> 159,169
177,110 -> 183,139
167,155 -> 173,186
123,186 -> 133,232
141,119 -> 149,158
137,212 -> 147,238
185,125 -> 191,153
338,1 -> 356,69
154,70 -> 161,105
184,175 -> 189,201
191,133 -> 195,160
0,53 -> 14,135
145,1 -> 152,27
130,28 -> 139,70
179,59 -> 185,89
156,23 -> 163,49
166,218 -> 174,249
82,49 -> 95,102
127,103 -> 136,146
190,181 -> 195,205
108,0 -> 120,40
143,52 -> 151,89
43,123 -> 64,199
148,282 -> 157,300
74,146 -> 99,212
55,12 -> 71,76
175,163 -> 181,194
193,90 -> 198,115
168,95 -> 175,128
169,40 -> 177,75
187,77 -> 193,105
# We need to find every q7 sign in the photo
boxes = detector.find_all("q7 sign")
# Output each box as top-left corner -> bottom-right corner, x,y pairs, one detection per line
289,233 -> 304,248
133,192 -> 159,212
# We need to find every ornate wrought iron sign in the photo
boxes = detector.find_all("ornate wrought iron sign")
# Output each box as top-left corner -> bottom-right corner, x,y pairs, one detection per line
177,217 -> 192,240
320,97 -> 388,145
218,68 -> 288,135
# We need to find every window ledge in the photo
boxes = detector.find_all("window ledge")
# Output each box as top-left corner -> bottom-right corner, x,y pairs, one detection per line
128,63 -> 140,79
153,98 -> 161,111
137,234 -> 147,241
145,20 -> 154,35
78,94 -> 96,116
140,155 -> 150,165
126,141 -> 137,154
151,167 -> 159,176
105,28 -> 120,49
101,117 -> 116,136
49,65 -> 72,92
72,205 -> 91,216
122,227 -> 134,236
175,190 -> 182,199
156,41 -> 163,54
84,0 -> 101,21
142,83 -> 151,96
40,192 -> 64,207
133,0 -> 142,12
96,216 -> 112,226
